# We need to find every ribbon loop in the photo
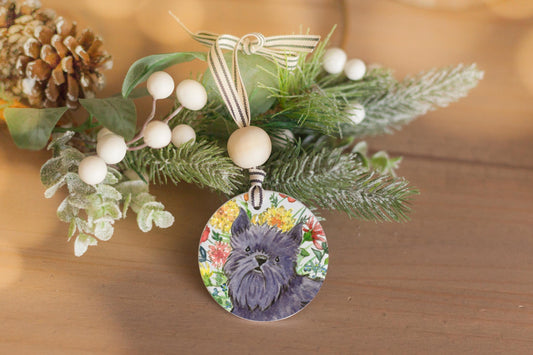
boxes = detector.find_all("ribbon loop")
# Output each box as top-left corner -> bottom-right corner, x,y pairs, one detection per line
240,33 -> 265,55
248,168 -> 266,210
170,12 -> 320,128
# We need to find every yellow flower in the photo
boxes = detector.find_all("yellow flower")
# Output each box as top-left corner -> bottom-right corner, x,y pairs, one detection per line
253,206 -> 296,232
209,200 -> 240,233
199,262 -> 213,279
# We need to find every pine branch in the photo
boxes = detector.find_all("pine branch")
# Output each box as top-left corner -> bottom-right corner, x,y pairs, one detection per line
122,139 -> 242,195
344,63 -> 484,136
262,145 -> 417,222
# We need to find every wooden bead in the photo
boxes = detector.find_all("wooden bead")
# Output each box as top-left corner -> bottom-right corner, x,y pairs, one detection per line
344,58 -> 366,81
171,124 -> 196,147
323,47 -> 347,74
227,126 -> 272,169
78,156 -> 107,185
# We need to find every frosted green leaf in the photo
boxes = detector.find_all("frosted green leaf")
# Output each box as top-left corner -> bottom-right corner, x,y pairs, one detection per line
352,141 -> 368,156
67,194 -> 90,209
47,131 -> 75,153
44,176 -> 66,198
65,173 -> 96,195
67,220 -> 76,241
40,156 -> 65,187
153,210 -> 175,229
96,185 -> 122,201
57,197 -> 79,223
122,193 -> 132,218
102,167 -> 122,185
137,201 -> 165,232
94,219 -> 114,241
75,218 -> 90,234
59,148 -> 84,169
130,192 -> 156,212
115,180 -> 149,196
74,234 -> 98,257
89,201 -> 122,220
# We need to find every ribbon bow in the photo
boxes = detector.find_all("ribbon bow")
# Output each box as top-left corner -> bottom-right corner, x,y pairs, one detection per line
170,12 -> 320,128
171,13 -> 320,209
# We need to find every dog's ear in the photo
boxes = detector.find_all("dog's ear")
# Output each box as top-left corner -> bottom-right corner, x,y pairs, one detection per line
287,223 -> 303,244
231,208 -> 250,235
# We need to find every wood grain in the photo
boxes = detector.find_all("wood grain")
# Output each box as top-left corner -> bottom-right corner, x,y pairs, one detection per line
1,0 -> 532,353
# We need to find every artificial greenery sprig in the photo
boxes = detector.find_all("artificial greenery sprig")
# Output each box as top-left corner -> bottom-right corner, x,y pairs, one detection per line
5,26 -> 482,256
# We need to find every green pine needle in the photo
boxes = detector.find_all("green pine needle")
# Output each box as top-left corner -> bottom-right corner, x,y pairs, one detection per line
122,139 -> 242,195
344,63 -> 484,136
262,145 -> 417,222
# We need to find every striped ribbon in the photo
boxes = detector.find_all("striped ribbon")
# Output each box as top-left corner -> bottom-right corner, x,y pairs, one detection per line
171,13 -> 320,209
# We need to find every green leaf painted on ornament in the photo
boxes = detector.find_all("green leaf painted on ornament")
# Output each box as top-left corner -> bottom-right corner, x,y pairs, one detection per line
202,53 -> 279,117
80,97 -> 137,141
300,249 -> 310,257
312,249 -> 323,262
303,231 -> 313,242
122,52 -> 207,98
5,107 -> 68,150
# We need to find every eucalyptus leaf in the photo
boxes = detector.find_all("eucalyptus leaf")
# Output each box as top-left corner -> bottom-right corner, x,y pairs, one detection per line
137,201 -> 165,232
153,210 -> 175,229
122,193 -> 132,218
57,197 -> 79,223
94,220 -> 114,241
203,53 -> 279,116
79,97 -> 137,140
40,156 -> 64,187
122,52 -> 207,98
67,220 -> 77,241
65,173 -> 96,195
5,107 -> 68,150
44,176 -> 66,198
96,184 -> 122,201
74,234 -> 97,257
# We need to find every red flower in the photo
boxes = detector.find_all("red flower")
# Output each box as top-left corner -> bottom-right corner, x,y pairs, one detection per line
303,218 -> 326,250
279,193 -> 296,203
208,241 -> 231,268
200,226 -> 210,243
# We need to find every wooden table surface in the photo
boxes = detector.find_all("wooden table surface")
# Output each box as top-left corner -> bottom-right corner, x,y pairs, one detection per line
1,0 -> 532,353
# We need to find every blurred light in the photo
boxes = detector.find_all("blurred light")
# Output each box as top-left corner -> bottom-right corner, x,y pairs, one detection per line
485,0 -> 533,19
0,241 -> 22,289
135,1 -> 205,46
83,0 -> 138,19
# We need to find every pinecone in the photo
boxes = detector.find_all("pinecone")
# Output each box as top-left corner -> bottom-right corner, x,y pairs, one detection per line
0,0 -> 112,109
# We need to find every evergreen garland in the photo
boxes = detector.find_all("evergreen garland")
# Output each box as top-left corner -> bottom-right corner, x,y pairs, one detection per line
3,24 -> 483,255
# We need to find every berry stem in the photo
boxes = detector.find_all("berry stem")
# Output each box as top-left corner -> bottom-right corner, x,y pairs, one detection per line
163,105 -> 183,124
127,99 -> 158,145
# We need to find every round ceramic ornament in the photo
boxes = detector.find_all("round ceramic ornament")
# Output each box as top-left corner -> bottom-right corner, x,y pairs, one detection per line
198,190 -> 328,322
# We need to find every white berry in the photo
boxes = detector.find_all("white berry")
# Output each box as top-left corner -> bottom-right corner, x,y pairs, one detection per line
271,129 -> 295,148
176,79 -> 207,111
97,127 -> 113,141
346,104 -> 366,124
344,59 -> 366,81
78,156 -> 108,185
227,126 -> 272,169
147,71 -> 175,100
96,134 -> 128,164
323,47 -> 347,74
171,124 -> 196,147
143,121 -> 172,149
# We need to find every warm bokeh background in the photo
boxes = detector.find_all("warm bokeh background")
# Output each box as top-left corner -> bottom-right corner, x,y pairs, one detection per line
0,0 -> 532,353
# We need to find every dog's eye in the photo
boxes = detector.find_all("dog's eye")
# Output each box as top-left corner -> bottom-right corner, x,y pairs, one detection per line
245,246 -> 251,252
275,256 -> 280,262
